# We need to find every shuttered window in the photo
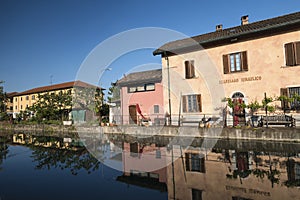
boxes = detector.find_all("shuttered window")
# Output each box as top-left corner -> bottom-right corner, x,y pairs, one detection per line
288,87 -> 300,110
182,94 -> 202,113
185,60 -> 195,79
223,51 -> 248,74
285,42 -> 300,66
185,153 -> 205,173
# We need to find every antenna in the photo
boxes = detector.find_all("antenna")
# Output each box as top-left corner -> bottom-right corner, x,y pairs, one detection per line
50,75 -> 53,85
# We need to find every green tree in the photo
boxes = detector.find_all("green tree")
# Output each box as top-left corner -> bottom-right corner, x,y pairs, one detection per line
107,81 -> 120,103
0,85 -> 9,121
28,90 -> 72,122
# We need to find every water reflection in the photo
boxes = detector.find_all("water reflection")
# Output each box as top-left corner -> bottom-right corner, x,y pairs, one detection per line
1,132 -> 300,199
105,134 -> 300,200
0,136 -> 9,171
12,133 -> 100,175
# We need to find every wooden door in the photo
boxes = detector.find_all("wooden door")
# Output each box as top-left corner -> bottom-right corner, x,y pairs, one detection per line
129,105 -> 137,124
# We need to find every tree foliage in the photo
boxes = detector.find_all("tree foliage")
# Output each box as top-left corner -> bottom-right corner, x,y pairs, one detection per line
28,90 -> 72,122
107,82 -> 120,103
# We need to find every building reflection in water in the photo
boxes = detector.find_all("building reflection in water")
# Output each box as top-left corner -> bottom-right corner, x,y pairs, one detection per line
110,135 -> 300,200
4,133 -> 300,199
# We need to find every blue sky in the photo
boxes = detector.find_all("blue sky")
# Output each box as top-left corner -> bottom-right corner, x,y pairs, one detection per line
0,0 -> 299,93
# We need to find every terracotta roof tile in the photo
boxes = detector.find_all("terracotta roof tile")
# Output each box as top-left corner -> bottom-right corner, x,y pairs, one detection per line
153,11 -> 300,55
15,81 -> 101,96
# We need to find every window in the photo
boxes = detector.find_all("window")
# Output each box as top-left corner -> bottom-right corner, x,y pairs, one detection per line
129,87 -> 136,93
154,105 -> 159,113
137,86 -> 145,91
182,94 -> 202,113
285,41 -> 300,66
128,83 -> 155,93
130,142 -> 139,157
289,87 -> 300,110
15,106 -> 17,110
192,189 -> 202,200
20,105 -> 23,110
156,149 -> 161,159
185,60 -> 195,79
145,83 -> 155,91
185,153 -> 205,173
32,95 -> 35,100
20,97 -> 22,101
26,96 -> 29,100
15,98 -> 17,102
223,51 -> 248,74
281,87 -> 300,110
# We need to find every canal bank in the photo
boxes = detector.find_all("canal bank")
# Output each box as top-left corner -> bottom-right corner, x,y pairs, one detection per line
1,123 -> 300,142
101,126 -> 300,142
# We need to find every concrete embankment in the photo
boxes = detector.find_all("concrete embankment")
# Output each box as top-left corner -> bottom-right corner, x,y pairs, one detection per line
1,123 -> 300,142
101,126 -> 300,142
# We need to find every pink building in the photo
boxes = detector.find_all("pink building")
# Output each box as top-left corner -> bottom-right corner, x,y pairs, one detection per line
117,69 -> 165,125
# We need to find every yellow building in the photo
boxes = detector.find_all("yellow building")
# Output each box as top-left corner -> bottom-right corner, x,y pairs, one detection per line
8,80 -> 102,119
153,12 -> 300,126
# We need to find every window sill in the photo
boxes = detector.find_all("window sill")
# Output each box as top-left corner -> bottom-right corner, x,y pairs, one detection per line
281,65 -> 300,68
184,76 -> 199,80
224,70 -> 248,74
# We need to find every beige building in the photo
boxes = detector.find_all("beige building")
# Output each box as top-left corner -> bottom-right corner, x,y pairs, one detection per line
153,12 -> 300,126
8,80 -> 102,119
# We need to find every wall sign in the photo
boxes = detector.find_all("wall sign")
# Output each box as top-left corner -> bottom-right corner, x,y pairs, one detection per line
219,76 -> 262,84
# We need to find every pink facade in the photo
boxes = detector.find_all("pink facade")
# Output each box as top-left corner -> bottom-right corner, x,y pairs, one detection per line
120,81 -> 165,125
122,142 -> 167,184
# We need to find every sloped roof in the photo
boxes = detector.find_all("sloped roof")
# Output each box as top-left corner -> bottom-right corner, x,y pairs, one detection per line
15,80 -> 101,96
153,11 -> 300,56
117,69 -> 162,86
6,92 -> 18,98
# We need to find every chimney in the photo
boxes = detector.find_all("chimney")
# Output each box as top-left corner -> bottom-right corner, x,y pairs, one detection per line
241,15 -> 249,25
216,24 -> 223,31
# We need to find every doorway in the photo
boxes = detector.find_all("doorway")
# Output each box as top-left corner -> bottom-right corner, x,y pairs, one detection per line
129,105 -> 137,124
232,92 -> 246,126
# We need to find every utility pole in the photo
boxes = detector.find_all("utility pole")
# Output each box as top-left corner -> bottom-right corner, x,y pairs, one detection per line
264,92 -> 268,128
165,54 -> 172,126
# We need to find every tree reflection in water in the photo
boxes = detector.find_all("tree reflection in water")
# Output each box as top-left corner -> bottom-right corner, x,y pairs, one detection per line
11,133 -> 105,175
0,137 -> 9,171
225,151 -> 282,188
30,146 -> 100,175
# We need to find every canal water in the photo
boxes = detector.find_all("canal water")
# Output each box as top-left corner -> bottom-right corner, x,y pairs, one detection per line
1,132 -> 300,200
